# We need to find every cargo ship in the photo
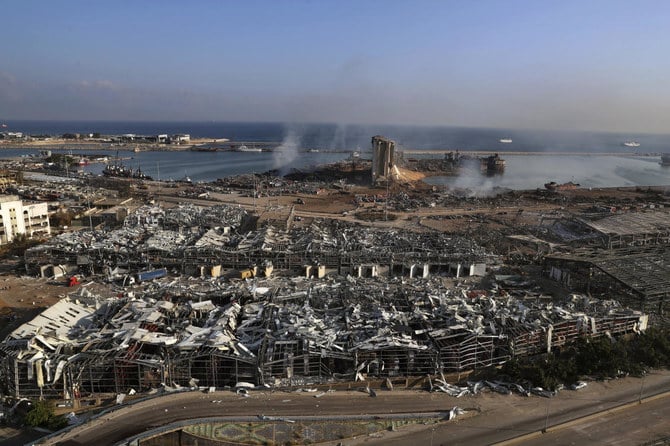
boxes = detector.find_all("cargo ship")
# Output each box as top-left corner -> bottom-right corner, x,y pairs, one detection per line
236,145 -> 263,152
103,162 -> 152,180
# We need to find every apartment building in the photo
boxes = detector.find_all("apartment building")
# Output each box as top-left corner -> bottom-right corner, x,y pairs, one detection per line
0,195 -> 51,244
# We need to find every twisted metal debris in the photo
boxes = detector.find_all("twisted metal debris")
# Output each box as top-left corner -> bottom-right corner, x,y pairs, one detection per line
0,275 -> 645,399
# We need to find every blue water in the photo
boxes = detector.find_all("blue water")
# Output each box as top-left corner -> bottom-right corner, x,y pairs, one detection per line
424,155 -> 670,191
4,120 -> 670,152
2,121 -> 670,187
2,149 -> 347,182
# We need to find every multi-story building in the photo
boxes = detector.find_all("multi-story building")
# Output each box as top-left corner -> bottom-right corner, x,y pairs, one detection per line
0,195 -> 51,244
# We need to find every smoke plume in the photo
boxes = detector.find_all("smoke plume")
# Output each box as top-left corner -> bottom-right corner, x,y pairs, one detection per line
273,128 -> 301,175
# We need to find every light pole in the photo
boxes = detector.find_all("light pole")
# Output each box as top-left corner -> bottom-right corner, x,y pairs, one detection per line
543,398 -> 550,433
87,190 -> 93,231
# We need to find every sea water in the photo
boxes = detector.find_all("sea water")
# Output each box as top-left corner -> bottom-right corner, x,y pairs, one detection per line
1,121 -> 669,187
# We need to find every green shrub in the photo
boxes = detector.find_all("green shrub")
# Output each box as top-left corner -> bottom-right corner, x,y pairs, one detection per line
25,400 -> 67,430
496,327 -> 670,389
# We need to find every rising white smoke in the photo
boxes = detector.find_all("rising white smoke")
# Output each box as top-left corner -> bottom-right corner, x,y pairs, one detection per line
273,128 -> 301,175
449,157 -> 500,197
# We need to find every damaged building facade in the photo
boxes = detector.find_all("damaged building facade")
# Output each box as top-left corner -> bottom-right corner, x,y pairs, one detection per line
0,276 -> 646,400
0,195 -> 51,244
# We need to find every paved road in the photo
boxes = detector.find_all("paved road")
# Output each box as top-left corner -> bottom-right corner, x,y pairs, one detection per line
517,394 -> 670,446
361,392 -> 670,446
41,370 -> 670,446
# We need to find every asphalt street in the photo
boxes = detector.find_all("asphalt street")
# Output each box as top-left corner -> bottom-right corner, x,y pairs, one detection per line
42,370 -> 670,446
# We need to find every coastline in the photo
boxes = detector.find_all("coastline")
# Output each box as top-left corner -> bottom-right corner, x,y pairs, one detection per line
0,138 -> 225,152
0,140 -> 662,157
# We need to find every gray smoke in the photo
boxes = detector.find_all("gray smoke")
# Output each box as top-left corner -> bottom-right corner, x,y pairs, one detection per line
448,158 -> 500,197
273,128 -> 301,175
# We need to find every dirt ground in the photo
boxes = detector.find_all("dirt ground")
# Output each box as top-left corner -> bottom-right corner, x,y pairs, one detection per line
0,274 -> 117,341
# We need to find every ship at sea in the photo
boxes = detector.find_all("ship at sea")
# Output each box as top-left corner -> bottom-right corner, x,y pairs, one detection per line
102,163 -> 152,180
622,141 -> 641,148
499,138 -> 513,144
236,144 -> 263,152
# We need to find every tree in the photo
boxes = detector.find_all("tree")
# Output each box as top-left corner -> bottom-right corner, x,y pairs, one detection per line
0,233 -> 41,258
25,401 -> 53,427
24,400 -> 68,430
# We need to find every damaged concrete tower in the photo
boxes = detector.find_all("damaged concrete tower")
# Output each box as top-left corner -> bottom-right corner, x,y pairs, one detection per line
371,135 -> 395,185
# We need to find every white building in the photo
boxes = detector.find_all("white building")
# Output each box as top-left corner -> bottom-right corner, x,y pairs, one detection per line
0,196 -> 51,244
171,134 -> 190,144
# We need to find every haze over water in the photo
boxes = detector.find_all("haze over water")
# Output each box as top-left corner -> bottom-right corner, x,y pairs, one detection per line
2,121 -> 669,189
5,120 -> 670,153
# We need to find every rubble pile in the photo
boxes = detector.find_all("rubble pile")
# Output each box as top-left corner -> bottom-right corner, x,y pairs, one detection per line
0,276 -> 645,399
124,204 -> 249,230
25,204 -> 494,276
0,289 -> 257,399
215,174 -> 328,196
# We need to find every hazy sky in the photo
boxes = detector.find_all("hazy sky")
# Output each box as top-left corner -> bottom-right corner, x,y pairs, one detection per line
2,1 -> 670,132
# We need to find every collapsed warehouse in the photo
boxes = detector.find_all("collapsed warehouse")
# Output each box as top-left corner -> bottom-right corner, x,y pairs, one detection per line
24,204 -> 492,280
0,276 -> 646,400
541,209 -> 670,322
545,246 -> 670,320
3,203 -> 660,401
541,208 -> 670,249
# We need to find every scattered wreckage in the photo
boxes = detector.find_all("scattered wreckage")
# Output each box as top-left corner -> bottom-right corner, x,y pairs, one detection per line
0,274 -> 645,400
25,204 -> 494,281
0,203 -> 649,403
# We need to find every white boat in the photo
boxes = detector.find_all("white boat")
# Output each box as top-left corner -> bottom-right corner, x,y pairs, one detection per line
236,145 -> 262,152
622,141 -> 640,147
499,138 -> 513,144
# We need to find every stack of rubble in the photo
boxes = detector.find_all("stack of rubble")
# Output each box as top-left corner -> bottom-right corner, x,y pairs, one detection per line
25,205 -> 494,277
0,276 -> 646,398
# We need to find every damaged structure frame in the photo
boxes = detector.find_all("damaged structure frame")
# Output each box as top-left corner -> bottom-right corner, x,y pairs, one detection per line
0,277 -> 647,400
